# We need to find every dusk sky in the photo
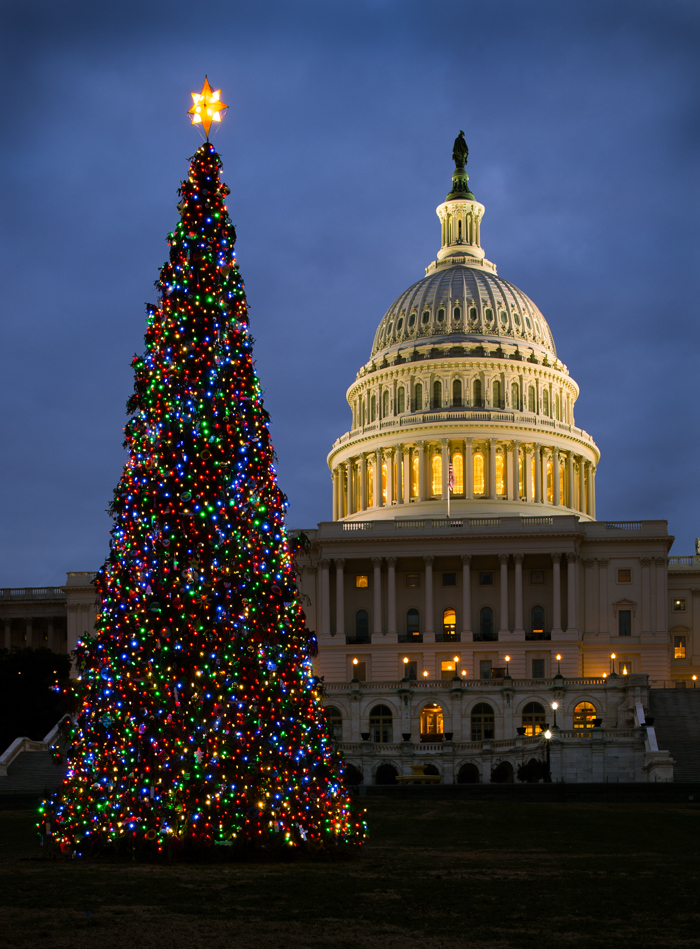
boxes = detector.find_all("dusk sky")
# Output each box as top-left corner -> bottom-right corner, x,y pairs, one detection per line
0,0 -> 698,586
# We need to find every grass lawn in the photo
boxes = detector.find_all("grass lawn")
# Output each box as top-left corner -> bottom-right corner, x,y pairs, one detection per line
0,797 -> 698,948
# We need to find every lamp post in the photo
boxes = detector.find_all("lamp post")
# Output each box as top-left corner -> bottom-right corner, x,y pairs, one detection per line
543,728 -> 552,780
504,654 -> 511,676
610,652 -> 616,675
453,655 -> 461,681
693,675 -> 697,689
556,654 -> 562,675
551,701 -> 558,728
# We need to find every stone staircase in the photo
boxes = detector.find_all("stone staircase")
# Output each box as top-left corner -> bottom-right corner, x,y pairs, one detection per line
0,719 -> 69,797
649,690 -> 700,782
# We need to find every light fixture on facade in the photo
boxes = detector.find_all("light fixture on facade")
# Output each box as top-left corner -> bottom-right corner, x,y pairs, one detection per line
504,654 -> 511,675
423,670 -> 429,678
556,653 -> 562,675
551,701 -> 558,727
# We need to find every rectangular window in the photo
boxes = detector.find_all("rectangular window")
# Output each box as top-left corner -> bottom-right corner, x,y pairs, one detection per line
442,572 -> 456,586
674,599 -> 686,611
531,570 -> 544,584
619,660 -> 631,675
532,659 -> 545,679
355,575 -> 368,588
618,569 -> 631,583
351,660 -> 366,681
479,572 -> 493,585
479,660 -> 492,680
674,636 -> 687,659
441,660 -> 456,680
402,659 -> 418,679
618,610 -> 632,637
406,573 -> 419,588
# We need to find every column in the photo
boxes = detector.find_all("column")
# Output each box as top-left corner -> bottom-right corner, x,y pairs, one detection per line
641,558 -> 652,632
591,467 -> 596,518
578,457 -> 586,513
523,445 -> 532,502
396,445 -> 403,504
335,559 -> 345,639
509,441 -> 520,501
566,452 -> 574,509
552,447 -> 560,507
566,552 -> 577,633
332,468 -> 338,521
551,553 -> 562,635
598,558 -> 609,634
461,554 -> 472,636
375,449 -> 384,508
417,441 -> 425,502
583,559 -> 596,633
345,461 -> 353,517
402,448 -> 410,505
360,456 -> 367,512
385,449 -> 394,506
585,463 -> 593,516
372,557 -> 382,636
320,559 -> 331,636
489,438 -> 498,499
534,444 -> 542,503
465,438 -> 474,499
424,556 -> 434,641
655,557 -> 667,635
387,557 -> 397,638
499,554 -> 509,635
441,439 -> 449,500
514,553 -> 524,634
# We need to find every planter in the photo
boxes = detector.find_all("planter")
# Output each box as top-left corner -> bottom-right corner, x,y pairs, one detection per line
402,733 -> 412,742
361,732 -> 370,741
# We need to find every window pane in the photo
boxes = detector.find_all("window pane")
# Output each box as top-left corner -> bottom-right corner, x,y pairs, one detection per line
406,574 -> 419,588
618,609 -> 631,636
411,455 -> 419,497
532,659 -> 545,679
479,660 -> 492,680
431,453 -> 442,496
415,383 -> 423,410
453,453 -> 464,494
573,702 -> 596,728
674,636 -> 687,659
442,573 -> 456,586
355,575 -> 368,588
474,452 -> 485,494
618,569 -> 631,582
674,599 -> 686,611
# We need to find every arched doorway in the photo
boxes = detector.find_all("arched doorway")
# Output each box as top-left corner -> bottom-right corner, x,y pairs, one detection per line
521,702 -> 546,736
342,763 -> 364,786
491,761 -> 514,784
420,703 -> 444,741
375,763 -> 398,785
457,763 -> 480,784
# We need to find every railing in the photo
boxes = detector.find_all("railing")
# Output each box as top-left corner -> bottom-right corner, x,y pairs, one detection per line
521,516 -> 554,526
606,521 -> 642,530
470,517 -> 501,527
345,635 -> 371,645
324,677 -> 610,690
435,631 -> 461,642
342,521 -> 373,531
0,587 -> 65,600
395,519 -> 426,529
525,631 -> 552,641
431,519 -> 464,529
473,632 -> 499,642
668,556 -> 700,567
398,634 -> 423,643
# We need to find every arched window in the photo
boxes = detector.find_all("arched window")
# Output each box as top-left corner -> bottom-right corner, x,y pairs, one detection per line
453,306 -> 461,321
406,608 -> 420,638
367,464 -> 374,508
422,310 -> 430,324
369,705 -> 393,743
479,606 -> 494,641
496,453 -> 505,496
437,308 -> 445,322
433,380 -> 442,408
531,606 -> 545,637
493,380 -> 502,408
555,393 -> 560,420
522,702 -> 546,737
528,385 -> 535,413
396,317 -> 403,332
560,463 -> 565,506
382,390 -> 390,417
474,378 -> 483,406
457,762 -> 480,784
397,387 -> 405,414
420,703 -> 444,740
573,702 -> 597,729
452,379 -> 462,406
443,608 -> 457,639
382,462 -> 388,503
452,452 -> 464,494
414,383 -> 423,411
546,460 -> 553,503
473,452 -> 485,495
411,455 -> 419,497
469,306 -> 477,321
543,389 -> 549,416
484,307 -> 493,322
518,452 -> 524,498
458,219 -> 462,240
530,455 -> 536,500
431,453 -> 442,496
511,381 -> 519,410
408,312 -> 416,327
471,703 -> 495,741
375,763 -> 398,785
325,706 -> 343,740
355,610 -> 369,642
371,394 -> 377,421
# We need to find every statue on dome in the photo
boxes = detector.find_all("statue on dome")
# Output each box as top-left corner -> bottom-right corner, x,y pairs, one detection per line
452,130 -> 469,169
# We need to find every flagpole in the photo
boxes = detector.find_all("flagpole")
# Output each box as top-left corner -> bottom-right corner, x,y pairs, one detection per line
447,452 -> 451,519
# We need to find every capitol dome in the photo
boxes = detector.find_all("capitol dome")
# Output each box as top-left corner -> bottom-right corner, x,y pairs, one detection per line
328,141 -> 599,522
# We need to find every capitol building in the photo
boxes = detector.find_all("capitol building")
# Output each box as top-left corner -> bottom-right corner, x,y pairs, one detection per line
1,138 -> 699,790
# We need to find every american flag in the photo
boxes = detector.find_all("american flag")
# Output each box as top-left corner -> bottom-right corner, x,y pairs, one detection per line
448,459 -> 455,493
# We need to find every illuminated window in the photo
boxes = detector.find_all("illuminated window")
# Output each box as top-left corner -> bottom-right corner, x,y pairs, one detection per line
411,455 -> 419,497
443,608 -> 457,640
433,380 -> 442,408
405,574 -> 419,588
474,378 -> 483,406
573,702 -> 596,729
420,703 -> 444,739
528,385 -> 536,413
452,452 -> 464,494
382,462 -> 387,503
382,391 -> 389,417
674,636 -> 687,659
441,659 -> 456,679
367,465 -> 374,507
406,608 -> 420,636
397,387 -> 405,414
559,463 -> 565,505
431,453 -> 442,496
618,569 -> 631,583
369,705 -> 393,743
471,703 -> 495,740
546,460 -> 553,503
522,702 -> 546,737
543,389 -> 549,416
531,605 -> 545,635
355,575 -> 368,589
531,571 -> 544,584
618,610 -> 631,636
442,573 -> 456,586
530,455 -> 536,499
452,379 -> 462,406
619,661 -> 631,675
512,381 -> 520,409
355,610 -> 370,642
496,453 -> 505,495
473,452 -> 485,495
532,659 -> 545,679
493,380 -> 501,407
518,452 -> 524,498
674,599 -> 686,611
325,706 -> 343,740
414,383 -> 423,411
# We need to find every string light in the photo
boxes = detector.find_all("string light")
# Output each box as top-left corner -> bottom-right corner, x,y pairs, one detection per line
39,141 -> 365,857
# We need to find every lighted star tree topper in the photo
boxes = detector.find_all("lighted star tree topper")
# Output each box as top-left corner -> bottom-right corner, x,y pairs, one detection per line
188,77 -> 228,138
39,82 -> 365,858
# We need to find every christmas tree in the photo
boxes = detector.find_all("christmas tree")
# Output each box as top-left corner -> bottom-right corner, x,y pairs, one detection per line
40,84 -> 364,857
